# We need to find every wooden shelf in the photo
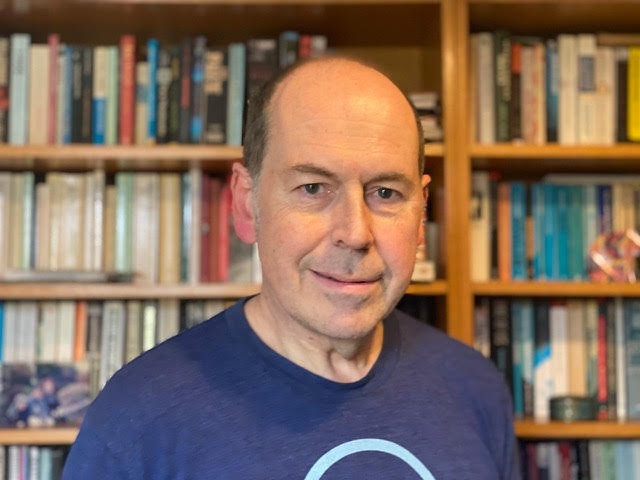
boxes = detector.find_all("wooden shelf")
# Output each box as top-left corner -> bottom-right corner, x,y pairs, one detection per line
0,428 -> 78,445
473,281 -> 640,297
515,420 -> 640,440
471,144 -> 640,173
0,281 -> 447,300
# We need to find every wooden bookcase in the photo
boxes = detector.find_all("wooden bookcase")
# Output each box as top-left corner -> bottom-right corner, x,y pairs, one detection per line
1,0 -> 639,446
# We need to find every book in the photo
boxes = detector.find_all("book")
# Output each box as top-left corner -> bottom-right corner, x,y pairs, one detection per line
470,171 -> 490,281
28,44 -> 49,145
628,47 -> 640,141
92,46 -> 108,144
626,299 -> 640,419
279,31 -> 299,69
99,301 -> 125,389
115,173 -> 134,273
57,44 -> 72,144
156,44 -> 171,144
0,173 -> 8,274
493,31 -> 511,142
135,62 -> 149,145
475,33 -> 496,144
533,299 -> 552,420
146,38 -> 158,144
8,33 -> 30,145
105,46 -> 119,145
490,298 -> 512,388
168,45 -> 181,142
190,36 -> 206,143
141,301 -> 157,352
509,40 -> 522,141
546,39 -> 559,143
125,300 -> 141,363
577,34 -> 598,144
71,46 -> 82,143
615,47 -> 628,143
203,47 -> 228,144
246,38 -> 278,102
119,35 -> 136,145
132,173 -> 160,283
558,34 -> 578,145
595,46 -> 615,145
497,181 -> 512,281
0,37 -> 8,142
159,174 -> 181,284
511,182 -> 527,280
178,37 -> 192,143
226,43 -> 246,146
80,46 -> 93,143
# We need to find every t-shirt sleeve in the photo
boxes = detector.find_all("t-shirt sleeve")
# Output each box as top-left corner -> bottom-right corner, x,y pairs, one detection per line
62,426 -> 128,480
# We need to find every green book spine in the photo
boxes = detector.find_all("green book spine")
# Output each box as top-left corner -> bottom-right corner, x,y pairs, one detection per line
493,30 -> 511,142
22,172 -> 34,269
105,46 -> 119,145
181,172 -> 191,282
115,173 -> 133,272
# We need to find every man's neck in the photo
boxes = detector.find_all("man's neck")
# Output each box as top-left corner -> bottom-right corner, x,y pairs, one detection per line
244,295 -> 384,383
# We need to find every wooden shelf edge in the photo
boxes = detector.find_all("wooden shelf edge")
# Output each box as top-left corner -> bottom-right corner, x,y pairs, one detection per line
470,143 -> 640,159
473,281 -> 640,297
0,281 -> 447,299
97,0 -> 440,4
515,420 -> 640,439
0,428 -> 78,445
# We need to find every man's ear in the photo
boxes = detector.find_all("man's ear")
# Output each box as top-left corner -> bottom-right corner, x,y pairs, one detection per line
417,174 -> 431,245
231,162 -> 257,244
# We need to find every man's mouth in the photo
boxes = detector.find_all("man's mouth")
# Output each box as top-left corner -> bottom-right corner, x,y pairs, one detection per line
310,270 -> 381,284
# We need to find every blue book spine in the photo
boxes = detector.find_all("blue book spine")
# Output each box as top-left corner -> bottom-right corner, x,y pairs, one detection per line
62,46 -> 73,144
511,182 -> 527,280
568,185 -> 584,280
546,39 -> 559,142
532,183 -> 546,280
8,34 -> 30,145
598,185 -> 613,234
511,300 -> 524,417
543,184 -> 556,280
556,185 -> 570,280
147,38 -> 159,142
92,48 -> 107,145
226,43 -> 246,146
190,36 -> 206,143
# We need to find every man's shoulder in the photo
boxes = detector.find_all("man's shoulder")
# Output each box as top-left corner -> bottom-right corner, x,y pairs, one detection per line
82,308 -> 234,437
393,309 -> 509,396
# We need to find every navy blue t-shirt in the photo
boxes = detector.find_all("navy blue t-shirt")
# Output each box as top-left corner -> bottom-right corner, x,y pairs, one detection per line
63,298 -> 519,479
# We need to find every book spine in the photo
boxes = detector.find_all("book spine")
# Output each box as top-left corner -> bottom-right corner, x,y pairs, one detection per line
626,299 -> 640,419
48,34 -> 59,144
546,39 -> 559,143
204,48 -> 228,144
105,46 -> 119,145
615,47 -> 629,143
125,300 -> 141,362
471,171 -> 490,281
168,45 -> 181,142
550,301 -> 569,396
208,178 -> 221,282
181,172 -> 192,282
558,34 -> 578,145
532,183 -> 545,280
200,175 -> 211,283
511,182 -> 527,280
74,301 -> 87,361
616,298 -> 627,421
568,185 -> 584,280
226,43 -> 246,147
9,33 -> 30,145
115,173 -> 133,272
29,45 -> 50,146
92,169 -> 105,271
489,172 -> 499,279
189,168 -> 201,284
511,300 -> 524,417
246,38 -> 278,102
71,46 -> 83,143
119,35 -> 136,145
555,185 -> 570,280
629,47 -> 640,141
490,298 -> 512,392
217,181 -> 231,281
142,301 -> 157,352
80,46 -> 93,143
533,41 -> 547,145
92,47 -> 107,145
135,62 -> 149,145
61,46 -> 72,144
159,174 -> 181,284
22,172 -> 34,269
156,45 -> 171,144
494,31 -> 511,142
596,46 -> 616,145
476,32 -> 496,144
521,299 -> 534,417
179,38 -> 192,143
533,299 -> 551,420
597,300 -> 609,419
473,297 -> 491,358
509,41 -> 522,141
606,300 -> 617,419
298,34 -> 311,59
147,38 -> 158,144
0,38 -> 8,142
497,181 -> 512,281
583,185 -> 598,274
597,185 -> 613,233
278,31 -> 299,69
190,36 -> 206,143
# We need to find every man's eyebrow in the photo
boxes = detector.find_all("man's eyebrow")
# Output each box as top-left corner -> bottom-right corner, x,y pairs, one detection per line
367,172 -> 415,189
289,164 -> 339,181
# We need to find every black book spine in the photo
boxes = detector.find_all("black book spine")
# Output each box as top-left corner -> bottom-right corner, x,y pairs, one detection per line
190,36 -> 206,144
71,46 -> 83,143
494,30 -> 511,142
509,41 -> 522,141
156,45 -> 171,144
489,172 -> 499,279
168,45 -> 181,142
80,46 -> 93,143
490,298 -> 513,392
246,38 -> 278,102
204,48 -> 228,145
616,50 -> 628,143
178,38 -> 191,144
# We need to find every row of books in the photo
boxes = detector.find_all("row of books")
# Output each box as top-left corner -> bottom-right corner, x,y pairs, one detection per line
0,170 -> 261,284
0,446 -> 67,480
471,172 -> 640,282
0,32 -> 327,146
520,440 -> 640,480
471,31 -> 640,145
474,297 -> 640,421
0,299 -> 230,408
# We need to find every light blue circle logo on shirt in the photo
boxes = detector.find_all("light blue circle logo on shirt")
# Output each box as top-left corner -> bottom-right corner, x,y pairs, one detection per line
304,438 -> 436,479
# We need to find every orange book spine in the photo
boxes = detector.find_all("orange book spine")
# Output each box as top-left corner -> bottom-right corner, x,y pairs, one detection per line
74,301 -> 88,361
497,182 -> 512,281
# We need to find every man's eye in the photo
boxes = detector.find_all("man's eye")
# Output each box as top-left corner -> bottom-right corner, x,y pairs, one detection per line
376,188 -> 396,199
303,184 -> 322,195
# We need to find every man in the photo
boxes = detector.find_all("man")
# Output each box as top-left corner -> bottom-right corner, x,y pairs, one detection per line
62,57 -> 519,479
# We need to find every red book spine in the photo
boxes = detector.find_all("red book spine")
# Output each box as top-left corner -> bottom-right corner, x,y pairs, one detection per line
48,34 -> 59,144
200,174 -> 211,283
119,35 -> 136,145
597,301 -> 608,420
217,180 -> 231,282
209,178 -> 221,283
558,442 -> 571,480
526,443 -> 538,480
298,35 -> 312,59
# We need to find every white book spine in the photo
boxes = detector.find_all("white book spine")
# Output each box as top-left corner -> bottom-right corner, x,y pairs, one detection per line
157,299 -> 180,344
56,301 -> 75,363
100,301 -> 125,389
0,173 -> 10,274
125,300 -> 141,363
39,301 -> 58,362
558,34 -> 578,145
2,302 -> 16,363
47,173 -> 61,270
83,172 -> 95,270
35,183 -> 50,271
595,46 -> 616,145
189,167 -> 202,284
142,301 -> 157,352
92,169 -> 105,271
475,33 -> 496,144
28,446 -> 38,480
28,45 -> 49,145
60,174 -> 85,270
550,302 -> 569,396
9,34 -> 30,145
534,43 -> 547,145
133,174 -> 160,283
7,445 -> 19,480
20,302 -> 37,364
105,47 -> 119,145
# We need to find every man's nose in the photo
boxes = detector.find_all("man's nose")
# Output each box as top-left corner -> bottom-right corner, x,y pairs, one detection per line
329,190 -> 374,251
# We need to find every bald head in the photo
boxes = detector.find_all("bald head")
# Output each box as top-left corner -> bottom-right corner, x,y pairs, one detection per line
242,57 -> 424,182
